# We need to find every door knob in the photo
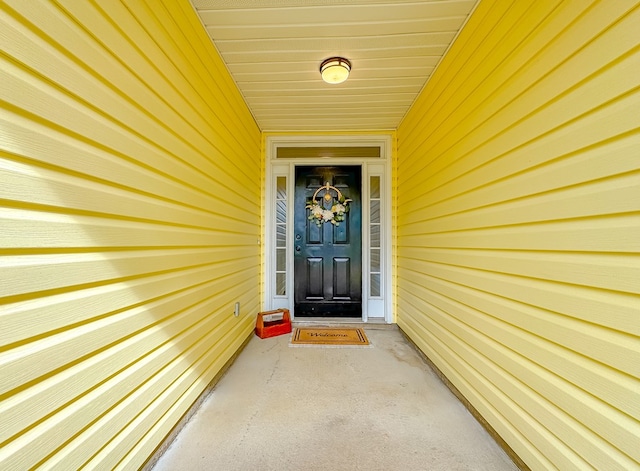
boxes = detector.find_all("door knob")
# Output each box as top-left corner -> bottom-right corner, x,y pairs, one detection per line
295,246 -> 301,252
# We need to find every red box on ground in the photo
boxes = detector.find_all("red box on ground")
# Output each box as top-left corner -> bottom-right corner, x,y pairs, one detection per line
255,309 -> 292,339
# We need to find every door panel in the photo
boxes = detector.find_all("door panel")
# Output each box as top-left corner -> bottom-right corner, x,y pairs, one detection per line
294,166 -> 362,317
333,258 -> 351,298
306,258 -> 323,298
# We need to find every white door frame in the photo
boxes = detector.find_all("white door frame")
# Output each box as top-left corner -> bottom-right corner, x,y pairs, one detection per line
264,134 -> 393,323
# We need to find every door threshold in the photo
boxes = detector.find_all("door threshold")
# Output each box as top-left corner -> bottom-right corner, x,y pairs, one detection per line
292,317 -> 394,330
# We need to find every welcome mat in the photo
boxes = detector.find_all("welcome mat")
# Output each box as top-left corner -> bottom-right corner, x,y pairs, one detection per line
290,327 -> 370,347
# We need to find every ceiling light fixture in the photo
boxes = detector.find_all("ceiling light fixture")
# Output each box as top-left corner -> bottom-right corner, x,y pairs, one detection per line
320,57 -> 351,84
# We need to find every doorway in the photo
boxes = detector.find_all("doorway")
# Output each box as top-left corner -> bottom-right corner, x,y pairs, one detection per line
294,166 -> 362,317
264,134 -> 392,323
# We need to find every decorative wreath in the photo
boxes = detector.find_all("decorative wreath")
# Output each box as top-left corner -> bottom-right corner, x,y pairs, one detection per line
306,182 -> 352,226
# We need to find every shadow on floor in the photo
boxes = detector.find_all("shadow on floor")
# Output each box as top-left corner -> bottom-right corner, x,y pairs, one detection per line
151,328 -> 517,471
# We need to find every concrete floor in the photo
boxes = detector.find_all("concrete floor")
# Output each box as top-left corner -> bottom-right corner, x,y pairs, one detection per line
151,326 -> 518,471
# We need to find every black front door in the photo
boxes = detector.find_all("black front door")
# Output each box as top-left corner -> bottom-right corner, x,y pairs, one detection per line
294,166 -> 362,317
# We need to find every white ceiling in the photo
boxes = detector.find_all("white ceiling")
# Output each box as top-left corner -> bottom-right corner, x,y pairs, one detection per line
190,0 -> 479,132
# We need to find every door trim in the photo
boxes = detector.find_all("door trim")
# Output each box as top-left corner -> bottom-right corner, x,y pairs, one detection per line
264,134 -> 393,323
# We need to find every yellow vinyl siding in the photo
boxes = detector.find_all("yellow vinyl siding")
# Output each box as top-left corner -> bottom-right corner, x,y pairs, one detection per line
397,1 -> 640,470
1,0 -> 260,469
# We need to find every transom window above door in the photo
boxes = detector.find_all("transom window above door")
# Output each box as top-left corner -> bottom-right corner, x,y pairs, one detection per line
276,146 -> 382,159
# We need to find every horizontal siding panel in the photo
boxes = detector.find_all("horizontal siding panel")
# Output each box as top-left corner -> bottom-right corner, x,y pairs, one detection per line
397,271 -> 640,415
0,160 -> 258,230
400,84 -> 640,194
84,316 -> 257,471
0,62 -> 257,205
400,106 -> 640,219
0,111 -> 255,210
401,133 -> 639,219
399,313 -> 588,470
399,215 -> 640,252
397,253 -> 640,337
0,58 -> 255,194
0,248 -> 253,299
0,118 -> 255,227
1,257 -> 256,345
126,0 -> 259,140
398,0 -> 554,154
0,1 -> 261,470
400,247 -> 639,294
0,263 -> 256,397
399,310 -> 638,470
397,1 -> 640,470
0,277 -> 258,444
2,311 -> 255,470
3,0 -> 259,172
399,0 -> 635,163
401,172 -> 640,233
0,208 -> 256,249
398,261 -> 640,377
399,290 -> 640,467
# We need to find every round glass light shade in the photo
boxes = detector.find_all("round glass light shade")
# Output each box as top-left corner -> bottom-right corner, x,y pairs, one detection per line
320,57 -> 351,84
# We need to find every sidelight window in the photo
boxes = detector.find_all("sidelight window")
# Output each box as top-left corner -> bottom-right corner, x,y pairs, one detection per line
369,176 -> 382,297
275,176 -> 287,296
